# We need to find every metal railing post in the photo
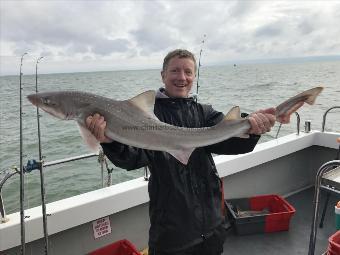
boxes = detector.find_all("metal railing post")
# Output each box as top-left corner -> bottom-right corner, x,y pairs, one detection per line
308,160 -> 340,255
322,106 -> 340,132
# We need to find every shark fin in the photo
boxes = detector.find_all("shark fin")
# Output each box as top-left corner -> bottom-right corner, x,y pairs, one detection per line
167,148 -> 196,165
127,90 -> 158,119
219,106 -> 249,139
224,106 -> 242,120
77,122 -> 100,153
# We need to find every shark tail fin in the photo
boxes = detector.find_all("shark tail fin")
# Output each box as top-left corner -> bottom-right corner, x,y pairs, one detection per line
304,86 -> 324,105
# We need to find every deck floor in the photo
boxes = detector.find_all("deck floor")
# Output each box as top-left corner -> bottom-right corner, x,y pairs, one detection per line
223,188 -> 340,255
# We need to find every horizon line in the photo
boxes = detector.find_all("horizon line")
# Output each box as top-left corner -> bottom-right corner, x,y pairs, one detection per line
1,54 -> 339,77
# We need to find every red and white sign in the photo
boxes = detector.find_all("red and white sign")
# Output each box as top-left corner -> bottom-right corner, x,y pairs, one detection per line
92,216 -> 112,239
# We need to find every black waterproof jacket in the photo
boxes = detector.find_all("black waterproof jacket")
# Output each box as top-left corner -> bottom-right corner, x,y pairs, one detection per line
101,96 -> 260,252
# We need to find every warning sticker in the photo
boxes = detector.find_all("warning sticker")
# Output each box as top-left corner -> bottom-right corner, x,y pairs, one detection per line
92,216 -> 112,239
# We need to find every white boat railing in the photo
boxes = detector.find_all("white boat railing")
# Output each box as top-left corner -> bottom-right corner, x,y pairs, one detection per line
0,151 -> 113,224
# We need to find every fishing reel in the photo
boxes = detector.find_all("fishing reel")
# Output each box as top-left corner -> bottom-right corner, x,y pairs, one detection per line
23,159 -> 42,173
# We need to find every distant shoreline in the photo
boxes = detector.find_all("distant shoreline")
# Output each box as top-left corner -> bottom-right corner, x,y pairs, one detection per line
1,55 -> 339,77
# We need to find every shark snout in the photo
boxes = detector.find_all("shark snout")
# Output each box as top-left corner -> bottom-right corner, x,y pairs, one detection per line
27,94 -> 39,106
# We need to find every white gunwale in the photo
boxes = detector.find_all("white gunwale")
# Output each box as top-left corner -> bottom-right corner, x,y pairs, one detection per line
1,130 -> 339,251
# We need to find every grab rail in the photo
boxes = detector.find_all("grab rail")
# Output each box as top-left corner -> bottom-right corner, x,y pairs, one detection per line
0,169 -> 19,223
308,160 -> 340,255
0,152 -> 100,224
322,106 -> 340,132
275,111 -> 301,138
43,153 -> 98,167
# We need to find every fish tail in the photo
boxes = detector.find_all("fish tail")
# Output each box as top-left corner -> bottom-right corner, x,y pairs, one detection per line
305,86 -> 324,105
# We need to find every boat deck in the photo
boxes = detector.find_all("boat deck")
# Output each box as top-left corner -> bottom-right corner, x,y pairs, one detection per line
223,188 -> 340,255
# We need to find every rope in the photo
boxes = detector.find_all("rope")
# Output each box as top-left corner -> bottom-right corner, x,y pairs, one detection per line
98,151 -> 113,187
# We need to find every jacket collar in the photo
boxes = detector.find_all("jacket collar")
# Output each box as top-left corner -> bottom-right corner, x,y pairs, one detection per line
156,87 -> 169,99
156,88 -> 194,102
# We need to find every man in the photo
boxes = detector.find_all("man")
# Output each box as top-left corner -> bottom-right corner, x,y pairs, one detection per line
86,49 -> 276,254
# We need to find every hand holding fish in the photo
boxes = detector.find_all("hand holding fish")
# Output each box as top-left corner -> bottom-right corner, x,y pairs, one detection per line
86,114 -> 113,143
248,108 -> 276,135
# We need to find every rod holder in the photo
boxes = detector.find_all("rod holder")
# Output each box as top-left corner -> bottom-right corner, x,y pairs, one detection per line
305,121 -> 311,133
295,112 -> 300,135
144,166 -> 149,181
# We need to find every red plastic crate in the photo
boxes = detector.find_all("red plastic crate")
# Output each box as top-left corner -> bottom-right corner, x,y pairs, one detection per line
327,231 -> 340,255
250,194 -> 296,232
89,239 -> 141,255
226,194 -> 296,235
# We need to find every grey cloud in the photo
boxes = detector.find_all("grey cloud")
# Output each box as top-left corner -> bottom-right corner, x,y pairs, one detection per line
229,1 -> 258,18
40,50 -> 54,57
255,23 -> 282,37
131,27 -> 178,54
2,1 -> 133,57
3,3 -> 85,45
207,40 -> 226,51
91,38 -> 130,55
293,10 -> 321,36
298,20 -> 315,35
13,41 -> 36,55
66,44 -> 90,55
129,1 -> 235,55
1,1 -> 340,76
130,1 -> 180,54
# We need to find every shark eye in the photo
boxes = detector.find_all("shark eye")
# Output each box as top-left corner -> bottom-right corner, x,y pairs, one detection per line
42,98 -> 51,105
42,98 -> 57,106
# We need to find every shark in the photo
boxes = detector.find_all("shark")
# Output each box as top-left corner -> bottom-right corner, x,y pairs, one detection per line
27,86 -> 323,165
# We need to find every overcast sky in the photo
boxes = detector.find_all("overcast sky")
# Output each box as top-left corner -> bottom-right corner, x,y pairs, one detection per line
1,0 -> 340,75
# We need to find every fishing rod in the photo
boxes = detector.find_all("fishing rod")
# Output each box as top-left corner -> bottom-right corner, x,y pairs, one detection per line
36,57 -> 44,161
195,34 -> 206,102
35,56 -> 49,255
19,52 -> 28,255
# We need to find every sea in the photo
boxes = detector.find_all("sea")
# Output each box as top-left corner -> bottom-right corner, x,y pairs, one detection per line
1,60 -> 339,214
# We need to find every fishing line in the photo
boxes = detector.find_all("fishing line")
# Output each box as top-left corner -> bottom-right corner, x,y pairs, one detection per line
104,156 -> 114,187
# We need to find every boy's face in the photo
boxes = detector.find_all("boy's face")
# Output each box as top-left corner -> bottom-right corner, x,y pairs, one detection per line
161,56 -> 195,98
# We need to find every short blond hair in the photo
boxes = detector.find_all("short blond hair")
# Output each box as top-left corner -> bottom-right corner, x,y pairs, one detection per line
162,49 -> 197,72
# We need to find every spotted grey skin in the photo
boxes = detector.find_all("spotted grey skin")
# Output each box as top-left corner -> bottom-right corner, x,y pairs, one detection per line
27,87 -> 323,165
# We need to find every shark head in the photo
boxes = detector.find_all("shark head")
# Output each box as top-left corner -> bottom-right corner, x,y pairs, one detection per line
27,91 -> 84,120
